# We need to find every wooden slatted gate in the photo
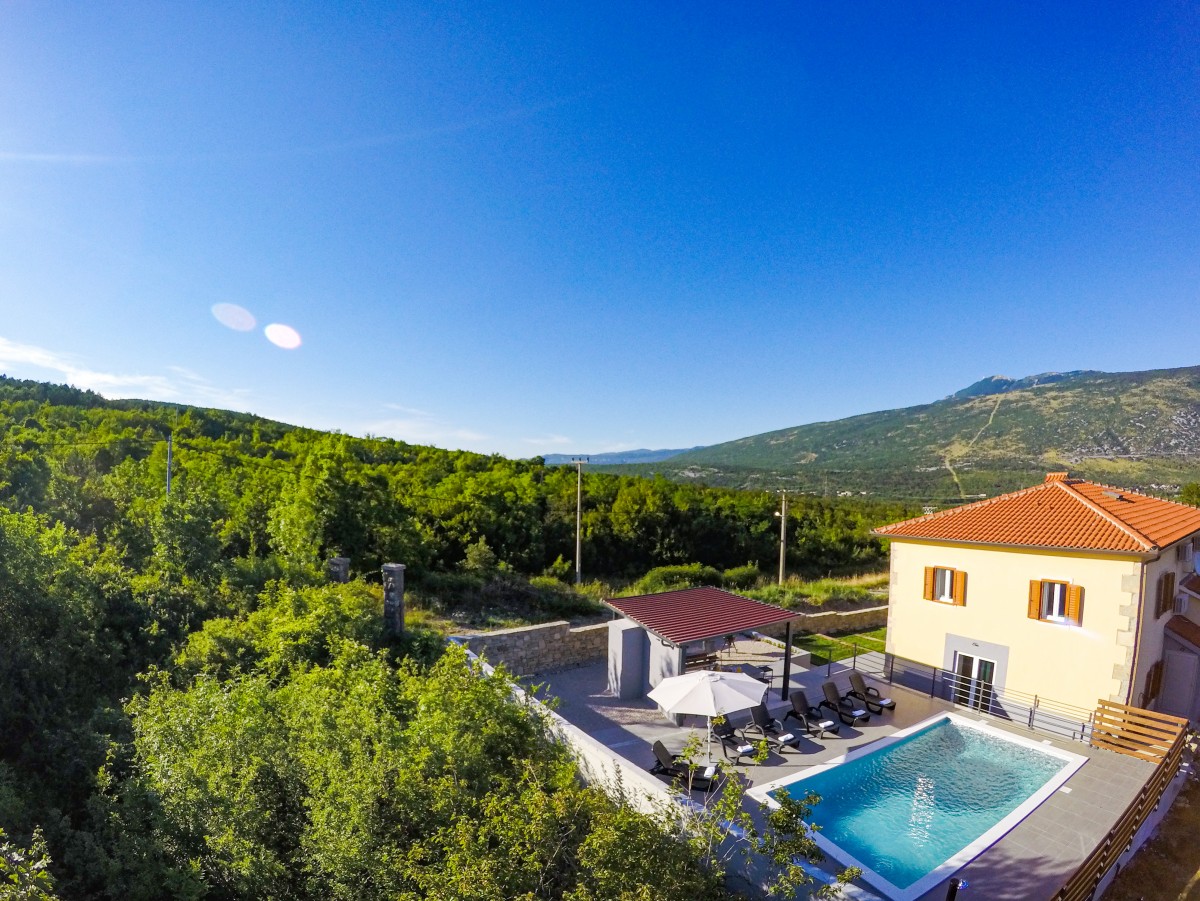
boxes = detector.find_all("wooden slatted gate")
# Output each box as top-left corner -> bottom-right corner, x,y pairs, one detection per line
1050,701 -> 1188,901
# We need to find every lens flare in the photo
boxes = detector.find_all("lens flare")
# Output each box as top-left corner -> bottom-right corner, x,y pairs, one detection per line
264,323 -> 302,349
211,303 -> 256,331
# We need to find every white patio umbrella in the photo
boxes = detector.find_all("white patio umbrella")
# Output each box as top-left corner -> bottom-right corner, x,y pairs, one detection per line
647,669 -> 768,763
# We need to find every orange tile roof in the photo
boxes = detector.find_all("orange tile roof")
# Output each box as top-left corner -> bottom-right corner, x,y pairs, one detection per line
874,475 -> 1200,554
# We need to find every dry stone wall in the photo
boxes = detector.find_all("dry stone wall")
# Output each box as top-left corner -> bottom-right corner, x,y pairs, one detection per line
756,604 -> 889,640
460,620 -> 608,676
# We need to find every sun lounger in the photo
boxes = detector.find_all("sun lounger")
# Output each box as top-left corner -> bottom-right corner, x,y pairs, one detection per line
710,720 -> 757,765
820,680 -> 870,726
848,671 -> 896,715
649,740 -> 716,790
742,702 -> 784,738
742,703 -> 802,753
783,689 -> 840,739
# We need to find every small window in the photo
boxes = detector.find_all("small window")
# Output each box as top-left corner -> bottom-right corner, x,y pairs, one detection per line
1145,659 -> 1164,706
923,566 -> 966,605
934,567 -> 955,602
1028,579 -> 1083,625
1155,571 -> 1177,619
1041,581 -> 1068,621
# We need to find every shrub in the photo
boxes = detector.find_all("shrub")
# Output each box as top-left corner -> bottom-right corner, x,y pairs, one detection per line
633,564 -> 721,595
721,563 -> 760,590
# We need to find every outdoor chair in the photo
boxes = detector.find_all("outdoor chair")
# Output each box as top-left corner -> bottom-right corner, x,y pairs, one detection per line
710,720 -> 757,765
742,702 -> 785,738
649,740 -> 716,791
820,680 -> 870,727
742,703 -> 802,753
848,671 -> 896,716
783,689 -> 840,739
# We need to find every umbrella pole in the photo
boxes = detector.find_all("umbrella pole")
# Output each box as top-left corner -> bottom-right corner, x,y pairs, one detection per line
707,715 -> 713,764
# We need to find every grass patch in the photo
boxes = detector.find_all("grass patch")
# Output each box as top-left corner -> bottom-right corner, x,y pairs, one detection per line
793,626 -> 887,666
745,572 -> 888,611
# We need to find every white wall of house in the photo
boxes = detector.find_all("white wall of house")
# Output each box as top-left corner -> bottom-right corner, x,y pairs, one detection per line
1131,537 -> 1200,712
886,539 -> 1143,711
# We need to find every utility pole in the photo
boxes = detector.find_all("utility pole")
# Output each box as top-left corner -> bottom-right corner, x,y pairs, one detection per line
573,457 -> 588,585
777,490 -> 788,585
166,432 -> 173,499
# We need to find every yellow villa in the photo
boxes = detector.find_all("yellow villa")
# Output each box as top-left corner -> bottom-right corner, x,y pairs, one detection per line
874,472 -> 1200,719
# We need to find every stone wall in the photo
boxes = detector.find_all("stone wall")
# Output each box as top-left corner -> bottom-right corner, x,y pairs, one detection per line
460,620 -> 609,675
756,604 -> 889,640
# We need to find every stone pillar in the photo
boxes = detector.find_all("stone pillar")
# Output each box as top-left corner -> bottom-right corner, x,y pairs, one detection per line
327,556 -> 350,583
382,563 -> 406,636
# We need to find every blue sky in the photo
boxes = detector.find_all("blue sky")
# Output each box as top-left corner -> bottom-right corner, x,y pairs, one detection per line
1,2 -> 1197,457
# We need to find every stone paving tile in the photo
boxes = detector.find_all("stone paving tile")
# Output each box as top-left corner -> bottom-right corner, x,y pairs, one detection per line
537,658 -> 1158,901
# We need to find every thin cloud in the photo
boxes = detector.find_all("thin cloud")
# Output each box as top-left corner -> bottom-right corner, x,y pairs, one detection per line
363,413 -> 488,449
0,151 -> 145,165
522,433 -> 573,446
383,402 -> 431,417
0,335 -> 251,409
0,91 -> 596,167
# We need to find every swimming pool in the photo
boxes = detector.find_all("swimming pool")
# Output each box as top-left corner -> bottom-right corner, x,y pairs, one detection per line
748,713 -> 1087,900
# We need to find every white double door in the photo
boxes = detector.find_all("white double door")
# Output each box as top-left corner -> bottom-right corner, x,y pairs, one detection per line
953,652 -> 996,711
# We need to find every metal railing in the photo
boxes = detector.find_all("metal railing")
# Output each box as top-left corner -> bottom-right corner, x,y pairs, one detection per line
799,633 -> 1096,744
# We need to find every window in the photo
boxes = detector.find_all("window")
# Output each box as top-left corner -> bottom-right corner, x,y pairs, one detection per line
1154,571 -> 1176,619
934,567 -> 954,601
1144,659 -> 1164,706
1027,579 -> 1083,626
923,566 -> 966,605
1041,581 -> 1068,620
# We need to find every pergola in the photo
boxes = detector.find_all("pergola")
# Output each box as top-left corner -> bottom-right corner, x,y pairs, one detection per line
604,586 -> 799,700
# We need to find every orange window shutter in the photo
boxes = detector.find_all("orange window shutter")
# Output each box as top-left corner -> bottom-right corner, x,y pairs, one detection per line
1028,580 -> 1042,619
1066,584 -> 1083,625
952,570 -> 967,606
923,567 -> 936,601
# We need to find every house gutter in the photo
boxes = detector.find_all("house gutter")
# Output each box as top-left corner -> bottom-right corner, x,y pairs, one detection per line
869,533 -> 1158,561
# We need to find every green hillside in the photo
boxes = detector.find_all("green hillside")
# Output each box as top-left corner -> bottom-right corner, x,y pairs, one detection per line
604,366 -> 1200,502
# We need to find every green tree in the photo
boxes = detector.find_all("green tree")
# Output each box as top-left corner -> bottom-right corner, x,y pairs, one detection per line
0,828 -> 62,901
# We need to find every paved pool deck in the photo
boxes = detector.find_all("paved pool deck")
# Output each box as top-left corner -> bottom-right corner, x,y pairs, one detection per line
530,640 -> 1158,900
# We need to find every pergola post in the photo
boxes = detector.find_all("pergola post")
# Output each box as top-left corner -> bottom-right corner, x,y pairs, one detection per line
781,619 -> 793,701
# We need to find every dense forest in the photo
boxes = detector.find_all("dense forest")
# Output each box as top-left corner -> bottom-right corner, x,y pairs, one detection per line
0,375 -> 910,899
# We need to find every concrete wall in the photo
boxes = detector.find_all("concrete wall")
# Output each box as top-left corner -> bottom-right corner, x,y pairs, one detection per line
757,604 -> 889,641
461,620 -> 608,675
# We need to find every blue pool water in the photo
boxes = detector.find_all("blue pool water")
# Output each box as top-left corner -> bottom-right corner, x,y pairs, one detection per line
773,717 -> 1068,891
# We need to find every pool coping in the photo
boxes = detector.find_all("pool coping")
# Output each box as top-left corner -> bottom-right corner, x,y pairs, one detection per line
746,711 -> 1089,901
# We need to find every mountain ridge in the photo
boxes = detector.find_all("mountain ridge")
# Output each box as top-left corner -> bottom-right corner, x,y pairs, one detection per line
600,365 -> 1200,501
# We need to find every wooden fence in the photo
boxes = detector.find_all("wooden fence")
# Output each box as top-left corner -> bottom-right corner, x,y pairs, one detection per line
1050,701 -> 1188,901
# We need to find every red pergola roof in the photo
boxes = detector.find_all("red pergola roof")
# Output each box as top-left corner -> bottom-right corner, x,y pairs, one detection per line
603,586 -> 796,645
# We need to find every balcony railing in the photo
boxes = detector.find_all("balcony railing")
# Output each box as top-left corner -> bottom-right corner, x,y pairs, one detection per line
805,635 -> 1096,744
